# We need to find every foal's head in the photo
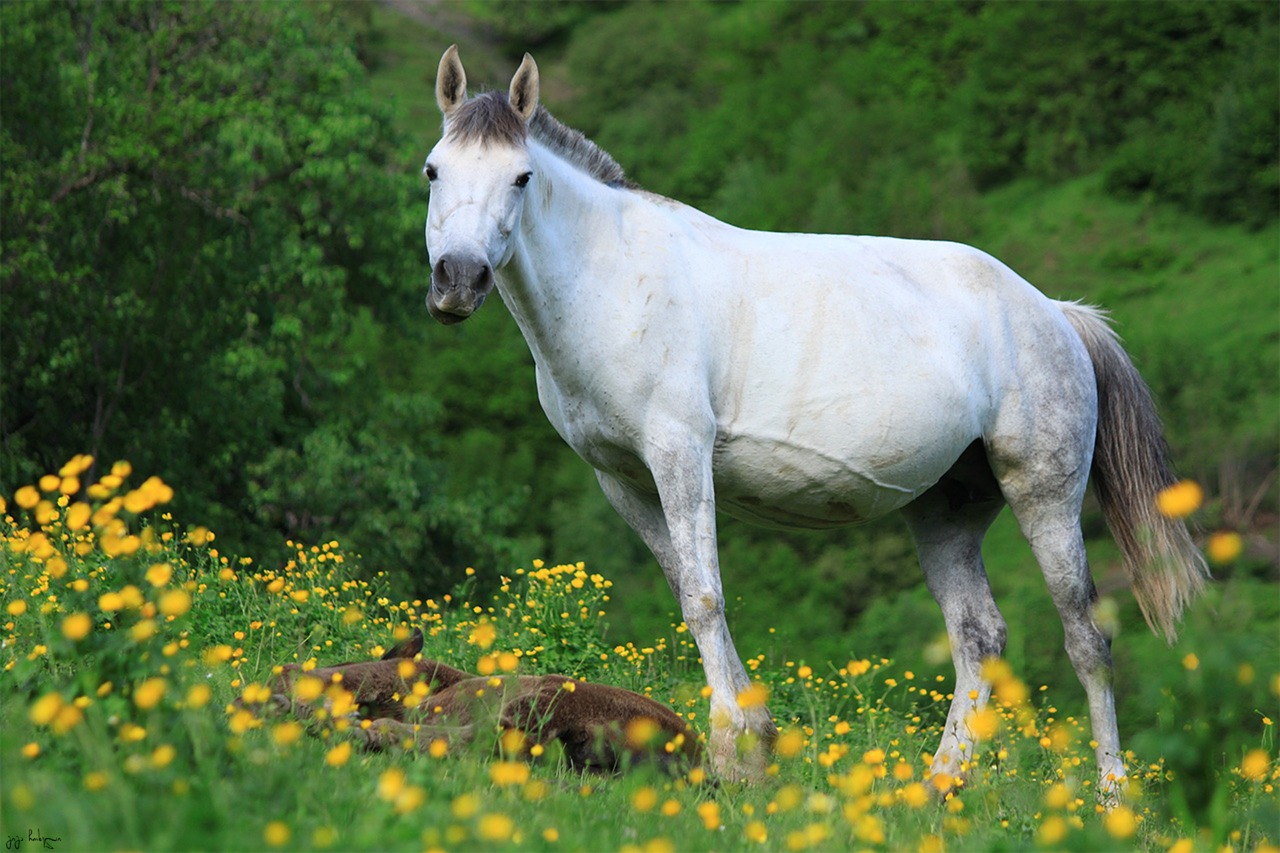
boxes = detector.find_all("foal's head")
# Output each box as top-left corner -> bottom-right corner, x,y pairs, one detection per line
423,45 -> 539,325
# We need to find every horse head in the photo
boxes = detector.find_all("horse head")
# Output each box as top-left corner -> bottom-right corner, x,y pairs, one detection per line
424,45 -> 539,324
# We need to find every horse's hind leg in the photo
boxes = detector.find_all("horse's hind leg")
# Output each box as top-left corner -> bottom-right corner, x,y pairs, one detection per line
901,451 -> 1006,788
1004,491 -> 1127,797
989,384 -> 1128,799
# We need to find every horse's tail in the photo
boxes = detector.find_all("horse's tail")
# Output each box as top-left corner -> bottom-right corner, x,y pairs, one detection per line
1058,301 -> 1209,643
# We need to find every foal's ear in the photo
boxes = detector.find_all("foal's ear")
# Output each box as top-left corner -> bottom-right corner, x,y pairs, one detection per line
380,627 -> 425,661
508,53 -> 539,122
435,44 -> 467,117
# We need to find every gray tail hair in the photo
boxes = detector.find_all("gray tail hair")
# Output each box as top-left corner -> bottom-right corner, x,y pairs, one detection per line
1059,302 -> 1209,643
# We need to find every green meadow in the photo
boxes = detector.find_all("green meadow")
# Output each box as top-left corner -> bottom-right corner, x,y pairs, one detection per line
1,462 -> 1276,851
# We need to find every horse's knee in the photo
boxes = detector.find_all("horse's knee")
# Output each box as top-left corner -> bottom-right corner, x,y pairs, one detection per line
955,608 -> 1006,667
679,588 -> 725,628
1063,621 -> 1113,679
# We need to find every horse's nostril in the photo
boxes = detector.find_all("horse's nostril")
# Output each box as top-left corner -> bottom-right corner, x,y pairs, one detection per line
433,257 -> 452,290
433,254 -> 490,296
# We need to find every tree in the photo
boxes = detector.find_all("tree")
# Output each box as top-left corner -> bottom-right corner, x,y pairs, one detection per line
1,1 -> 516,585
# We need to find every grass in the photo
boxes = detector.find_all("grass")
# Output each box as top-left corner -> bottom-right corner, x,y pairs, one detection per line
3,458 -> 1278,851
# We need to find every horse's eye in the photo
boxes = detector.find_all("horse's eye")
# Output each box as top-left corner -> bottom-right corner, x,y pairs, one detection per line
514,172 -> 532,188
424,164 -> 438,181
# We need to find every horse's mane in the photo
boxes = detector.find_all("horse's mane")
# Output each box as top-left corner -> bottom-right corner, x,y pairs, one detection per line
445,92 -> 636,190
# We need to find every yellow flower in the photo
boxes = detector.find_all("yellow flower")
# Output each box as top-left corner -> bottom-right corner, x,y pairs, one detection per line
451,793 -> 480,819
744,821 -> 768,844
737,682 -> 769,709
8,599 -> 28,617
15,485 -> 40,509
377,768 -> 406,801
30,692 -> 64,726
862,747 -> 886,765
965,707 -> 1000,740
98,591 -> 125,612
119,585 -> 144,608
227,709 -> 258,735
272,721 -> 303,747
696,801 -> 721,831
1240,749 -> 1271,782
1155,480 -> 1202,518
65,502 -> 91,531
130,620 -> 158,642
1044,783 -> 1072,810
22,742 -> 39,759
477,814 -> 515,843
469,621 -> 497,649
1103,805 -> 1137,839
774,727 -> 805,759
1182,653 -> 1199,671
204,645 -> 234,667
186,683 -> 212,709
660,799 -> 681,817
84,771 -> 109,791
293,676 -> 325,701
150,744 -> 176,768
133,677 -> 168,710
119,722 -> 147,742
263,821 -> 291,847
158,589 -> 191,618
900,782 -> 930,809
490,761 -> 530,787
325,742 -> 351,767
61,613 -> 93,642
1038,814 -> 1069,846
1207,531 -> 1243,564
146,563 -> 173,587
632,786 -> 659,812
543,828 -> 559,843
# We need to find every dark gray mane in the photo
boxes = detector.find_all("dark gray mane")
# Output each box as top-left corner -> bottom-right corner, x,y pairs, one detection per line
445,92 -> 635,189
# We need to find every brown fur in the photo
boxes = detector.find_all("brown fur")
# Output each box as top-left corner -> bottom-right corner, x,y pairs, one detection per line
255,630 -> 701,774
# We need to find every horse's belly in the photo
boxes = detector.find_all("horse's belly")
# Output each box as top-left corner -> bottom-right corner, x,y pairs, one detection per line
711,434 -> 944,530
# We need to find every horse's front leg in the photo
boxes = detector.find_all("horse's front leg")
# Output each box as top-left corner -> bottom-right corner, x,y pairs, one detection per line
597,458 -> 776,783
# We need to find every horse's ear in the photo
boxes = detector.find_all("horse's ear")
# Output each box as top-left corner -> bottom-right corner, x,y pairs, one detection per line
508,53 -> 539,122
436,44 -> 467,117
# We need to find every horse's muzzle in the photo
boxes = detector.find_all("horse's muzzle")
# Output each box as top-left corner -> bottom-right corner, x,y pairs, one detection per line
427,254 -> 493,324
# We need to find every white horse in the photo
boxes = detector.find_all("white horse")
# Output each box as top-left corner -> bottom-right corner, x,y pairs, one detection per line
421,47 -> 1208,792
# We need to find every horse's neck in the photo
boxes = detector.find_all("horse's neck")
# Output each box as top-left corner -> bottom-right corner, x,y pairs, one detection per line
498,145 -> 631,355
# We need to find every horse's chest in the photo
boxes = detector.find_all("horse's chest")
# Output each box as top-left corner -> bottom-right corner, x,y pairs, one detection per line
534,366 -> 656,487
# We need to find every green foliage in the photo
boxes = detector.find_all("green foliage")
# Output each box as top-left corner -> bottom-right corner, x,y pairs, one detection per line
0,0 -> 514,591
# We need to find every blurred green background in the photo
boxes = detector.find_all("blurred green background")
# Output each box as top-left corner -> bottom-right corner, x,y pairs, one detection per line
3,0 -> 1276,808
